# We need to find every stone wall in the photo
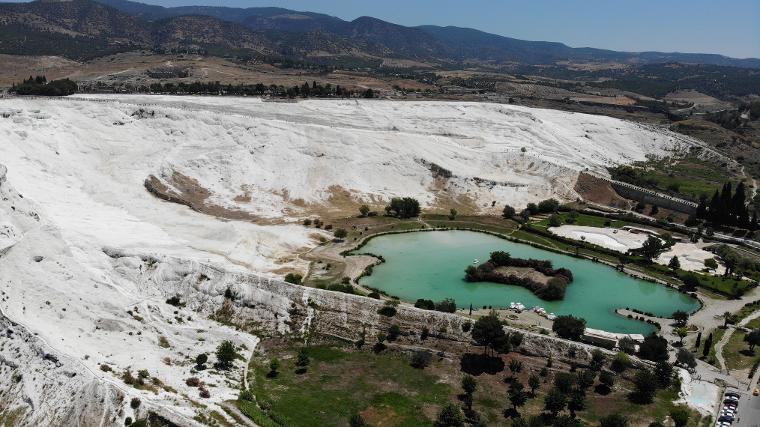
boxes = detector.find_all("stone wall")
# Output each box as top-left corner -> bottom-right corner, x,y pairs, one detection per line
583,172 -> 698,215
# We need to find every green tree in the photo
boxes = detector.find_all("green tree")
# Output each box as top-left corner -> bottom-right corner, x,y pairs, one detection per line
544,388 -> 567,417
434,403 -> 465,427
599,414 -> 629,427
350,413 -> 366,427
599,370 -> 615,392
268,358 -> 280,378
568,390 -> 586,418
448,208 -> 457,220
462,375 -> 477,396
385,197 -> 421,218
668,256 -> 681,271
503,204 -> 516,218
675,327 -> 688,345
549,214 -> 563,227
577,369 -> 596,390
654,361 -> 673,388
216,340 -> 237,369
333,228 -> 348,239
472,312 -> 506,356
744,329 -> 760,353
590,349 -> 606,371
702,333 -> 713,358
669,407 -> 689,427
611,352 -> 631,372
704,258 -> 718,271
509,359 -> 523,378
509,381 -> 528,412
552,315 -> 586,341
631,369 -> 658,404
640,236 -> 663,260
296,348 -> 310,367
554,372 -> 575,394
538,198 -> 560,213
676,348 -> 696,369
528,373 -> 541,396
359,205 -> 370,217
672,310 -> 689,326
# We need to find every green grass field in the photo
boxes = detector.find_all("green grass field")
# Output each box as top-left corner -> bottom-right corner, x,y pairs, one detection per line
609,155 -> 731,202
724,317 -> 760,371
242,340 -> 707,427
246,344 -> 452,427
533,212 -> 632,229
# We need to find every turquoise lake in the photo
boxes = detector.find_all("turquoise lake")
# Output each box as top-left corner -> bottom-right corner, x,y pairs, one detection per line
355,230 -> 700,334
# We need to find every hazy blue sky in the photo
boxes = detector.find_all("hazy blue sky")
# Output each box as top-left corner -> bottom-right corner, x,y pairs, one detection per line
17,0 -> 760,57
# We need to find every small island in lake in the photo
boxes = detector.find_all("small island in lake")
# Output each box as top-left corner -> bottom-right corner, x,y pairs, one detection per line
464,251 -> 573,300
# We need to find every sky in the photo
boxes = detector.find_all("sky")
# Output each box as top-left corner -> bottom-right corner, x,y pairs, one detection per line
15,0 -> 760,58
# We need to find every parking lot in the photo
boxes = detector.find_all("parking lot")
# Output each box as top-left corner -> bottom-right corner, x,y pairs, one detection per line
735,392 -> 760,427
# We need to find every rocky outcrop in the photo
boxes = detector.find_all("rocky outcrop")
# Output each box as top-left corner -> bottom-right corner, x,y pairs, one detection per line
108,250 -> 624,366
0,312 -> 125,426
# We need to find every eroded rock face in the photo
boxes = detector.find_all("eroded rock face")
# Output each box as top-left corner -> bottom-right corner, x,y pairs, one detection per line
0,314 -> 125,426
109,251 -> 616,367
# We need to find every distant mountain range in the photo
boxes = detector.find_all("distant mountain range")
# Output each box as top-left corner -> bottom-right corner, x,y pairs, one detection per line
1,0 -> 759,68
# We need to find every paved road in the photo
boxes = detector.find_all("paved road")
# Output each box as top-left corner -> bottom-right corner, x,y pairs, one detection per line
734,391 -> 760,427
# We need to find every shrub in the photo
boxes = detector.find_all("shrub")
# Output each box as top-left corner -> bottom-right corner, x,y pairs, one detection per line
216,340 -> 237,369
359,205 -> 370,217
195,353 -> 208,367
333,228 -> 348,239
165,295 -> 183,307
199,387 -> 210,398
611,352 -> 631,372
268,359 -> 280,377
414,298 -> 435,310
548,214 -> 563,227
435,298 -> 457,313
387,324 -> 401,341
462,321 -> 472,333
185,377 -> 201,387
410,351 -> 432,369
434,403 -> 465,427
130,397 -> 141,409
99,364 -> 112,372
350,413 -> 367,427
239,389 -> 254,402
502,204 -> 516,218
377,305 -> 397,317
284,273 -> 303,285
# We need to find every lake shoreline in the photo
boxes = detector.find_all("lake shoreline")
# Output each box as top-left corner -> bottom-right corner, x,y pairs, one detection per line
346,227 -> 701,334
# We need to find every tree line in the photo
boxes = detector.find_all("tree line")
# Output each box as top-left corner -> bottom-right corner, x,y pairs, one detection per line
144,80 -> 376,99
696,181 -> 758,229
10,75 -> 78,96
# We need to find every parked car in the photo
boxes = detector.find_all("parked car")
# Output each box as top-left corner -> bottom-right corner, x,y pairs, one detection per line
718,415 -> 734,423
726,391 -> 741,398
